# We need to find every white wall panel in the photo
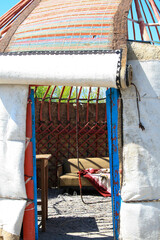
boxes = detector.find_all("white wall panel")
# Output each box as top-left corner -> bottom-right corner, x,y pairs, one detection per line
120,201 -> 160,240
121,60 -> 160,201
0,85 -> 28,236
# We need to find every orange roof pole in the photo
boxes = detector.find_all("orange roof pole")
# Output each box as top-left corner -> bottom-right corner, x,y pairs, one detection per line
0,0 -> 32,28
0,0 -> 33,36
40,86 -> 51,121
139,0 -> 153,41
148,0 -> 160,23
0,1 -> 22,22
49,86 -> 56,121
131,5 -> 136,40
134,0 -> 150,41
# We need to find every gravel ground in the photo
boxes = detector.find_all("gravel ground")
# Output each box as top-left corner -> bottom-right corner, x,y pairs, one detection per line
38,189 -> 113,240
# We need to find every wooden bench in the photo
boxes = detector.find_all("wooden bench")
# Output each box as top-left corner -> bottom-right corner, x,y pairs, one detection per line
57,157 -> 109,188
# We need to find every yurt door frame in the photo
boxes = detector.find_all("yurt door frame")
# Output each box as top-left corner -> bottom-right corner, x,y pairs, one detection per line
106,88 -> 121,240
29,87 -> 121,240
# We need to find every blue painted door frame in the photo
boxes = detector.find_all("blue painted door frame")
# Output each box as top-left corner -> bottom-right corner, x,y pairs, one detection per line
29,88 -> 120,240
30,89 -> 38,240
106,88 -> 121,240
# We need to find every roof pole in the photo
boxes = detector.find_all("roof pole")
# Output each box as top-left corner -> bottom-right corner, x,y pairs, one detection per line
134,0 -> 150,41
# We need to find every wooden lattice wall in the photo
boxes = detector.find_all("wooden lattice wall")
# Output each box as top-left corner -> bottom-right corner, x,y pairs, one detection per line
35,101 -> 108,187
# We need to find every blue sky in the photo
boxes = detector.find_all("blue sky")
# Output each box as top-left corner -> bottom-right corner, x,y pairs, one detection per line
0,0 -> 20,17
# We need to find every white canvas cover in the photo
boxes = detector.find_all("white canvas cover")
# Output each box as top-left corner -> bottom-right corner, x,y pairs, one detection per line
0,50 -> 132,239
121,60 -> 160,201
0,42 -> 159,239
120,55 -> 160,239
0,52 -> 125,88
0,85 -> 28,237
0,200 -> 26,236
120,201 -> 160,240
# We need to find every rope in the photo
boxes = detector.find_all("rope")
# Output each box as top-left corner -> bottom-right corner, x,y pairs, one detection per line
76,86 -> 87,204
76,87 -> 107,205
0,196 -> 33,202
131,83 -> 145,131
25,177 -> 32,184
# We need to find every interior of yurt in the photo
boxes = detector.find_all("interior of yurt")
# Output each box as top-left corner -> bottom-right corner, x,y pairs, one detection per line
0,0 -> 159,240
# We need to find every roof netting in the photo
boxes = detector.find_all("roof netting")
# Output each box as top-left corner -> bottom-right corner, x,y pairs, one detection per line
0,0 -> 159,47
1,0 -> 129,52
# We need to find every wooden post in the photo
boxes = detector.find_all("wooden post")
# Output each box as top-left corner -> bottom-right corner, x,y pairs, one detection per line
23,95 -> 35,240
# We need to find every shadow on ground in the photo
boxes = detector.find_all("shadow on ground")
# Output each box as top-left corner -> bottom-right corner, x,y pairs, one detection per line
39,234 -> 113,240
39,216 -> 113,240
46,216 -> 99,232
38,189 -> 113,240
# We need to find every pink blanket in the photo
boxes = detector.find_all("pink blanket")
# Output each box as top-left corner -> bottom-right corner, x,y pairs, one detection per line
78,168 -> 111,197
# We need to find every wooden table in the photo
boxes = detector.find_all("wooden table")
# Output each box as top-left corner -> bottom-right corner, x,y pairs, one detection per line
36,154 -> 52,232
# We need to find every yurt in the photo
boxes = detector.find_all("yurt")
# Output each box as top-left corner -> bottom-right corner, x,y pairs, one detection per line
0,0 -> 159,239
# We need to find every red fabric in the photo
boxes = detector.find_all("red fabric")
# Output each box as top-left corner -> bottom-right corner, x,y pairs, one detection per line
78,169 -> 111,197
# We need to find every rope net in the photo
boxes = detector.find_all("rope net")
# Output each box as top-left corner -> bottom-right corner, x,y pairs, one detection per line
0,0 -> 159,43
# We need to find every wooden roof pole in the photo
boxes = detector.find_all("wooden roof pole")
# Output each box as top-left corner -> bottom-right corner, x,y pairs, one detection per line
148,0 -> 160,23
1,1 -> 34,35
139,0 -> 153,41
134,0 -> 150,41
0,0 -> 33,29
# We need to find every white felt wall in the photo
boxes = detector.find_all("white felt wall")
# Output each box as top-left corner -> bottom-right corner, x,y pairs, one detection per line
0,200 -> 26,236
0,85 -> 28,236
0,53 -> 121,88
121,60 -> 160,201
120,60 -> 160,239
120,201 -> 160,240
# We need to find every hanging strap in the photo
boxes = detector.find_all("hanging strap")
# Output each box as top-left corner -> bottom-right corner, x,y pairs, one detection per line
131,83 -> 145,131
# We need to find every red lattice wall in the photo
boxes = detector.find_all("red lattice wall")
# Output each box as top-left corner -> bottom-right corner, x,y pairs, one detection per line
35,101 -> 108,187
